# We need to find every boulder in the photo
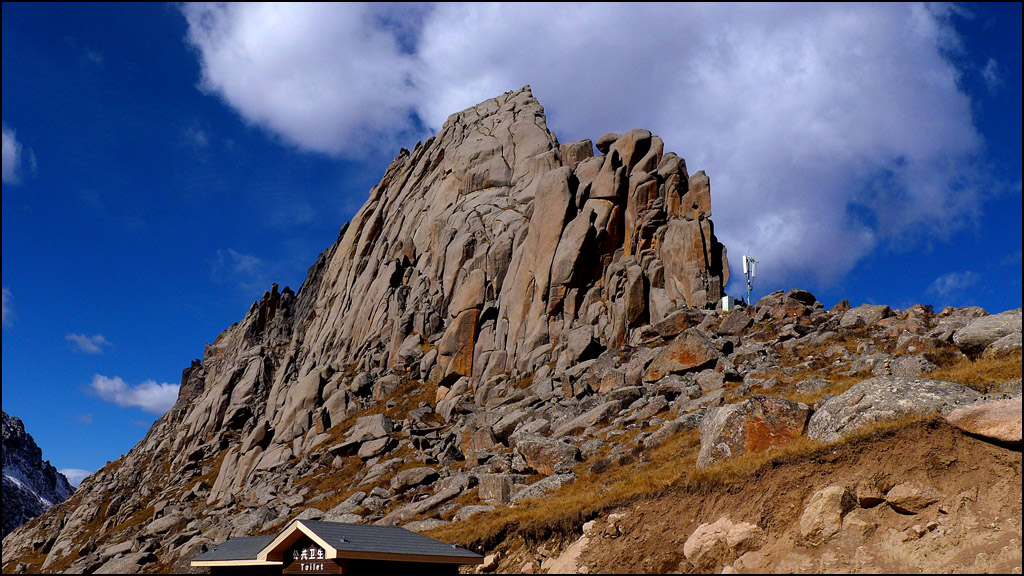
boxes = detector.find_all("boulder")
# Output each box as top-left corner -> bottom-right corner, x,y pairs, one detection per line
717,311 -> 753,336
945,396 -> 1022,444
889,355 -> 938,378
326,492 -> 366,517
511,474 -> 576,502
953,308 -> 1021,356
492,410 -> 532,442
565,326 -> 602,364
560,139 -> 594,169
696,396 -> 809,469
683,516 -> 764,566
402,519 -> 448,533
552,401 -> 621,438
807,376 -> 980,443
478,474 -> 514,505
346,414 -> 394,444
799,486 -> 855,545
885,482 -> 939,514
787,289 -> 818,306
376,477 -> 469,526
595,132 -> 622,154
324,513 -> 363,524
514,436 -> 580,475
390,467 -> 440,492
93,552 -> 155,575
357,437 -> 395,460
437,308 -> 480,381
456,505 -> 495,522
982,331 -> 1022,359
855,480 -> 885,508
840,305 -> 893,329
661,219 -> 725,308
644,328 -> 720,382
643,409 -> 706,449
549,209 -> 596,298
371,374 -> 400,401
144,513 -> 180,536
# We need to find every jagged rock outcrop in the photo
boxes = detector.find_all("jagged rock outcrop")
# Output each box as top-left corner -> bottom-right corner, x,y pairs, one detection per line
171,86 -> 728,457
2,412 -> 74,538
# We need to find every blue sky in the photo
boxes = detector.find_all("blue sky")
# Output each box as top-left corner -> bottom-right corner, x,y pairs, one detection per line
2,3 -> 1020,484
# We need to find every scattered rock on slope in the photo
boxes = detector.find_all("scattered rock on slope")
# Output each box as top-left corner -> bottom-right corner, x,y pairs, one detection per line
952,308 -> 1022,356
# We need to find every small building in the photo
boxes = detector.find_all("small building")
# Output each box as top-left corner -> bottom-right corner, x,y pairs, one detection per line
191,520 -> 483,575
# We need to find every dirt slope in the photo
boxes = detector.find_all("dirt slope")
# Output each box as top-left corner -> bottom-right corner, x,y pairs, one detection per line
497,420 -> 1021,574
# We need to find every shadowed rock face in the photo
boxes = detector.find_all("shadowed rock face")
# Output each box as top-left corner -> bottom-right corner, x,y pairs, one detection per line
2,412 -> 74,538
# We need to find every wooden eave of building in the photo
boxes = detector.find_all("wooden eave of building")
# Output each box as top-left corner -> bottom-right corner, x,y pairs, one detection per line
190,559 -> 284,568
191,520 -> 484,570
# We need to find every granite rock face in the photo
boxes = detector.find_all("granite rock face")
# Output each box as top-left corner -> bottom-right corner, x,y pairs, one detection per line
170,86 -> 728,491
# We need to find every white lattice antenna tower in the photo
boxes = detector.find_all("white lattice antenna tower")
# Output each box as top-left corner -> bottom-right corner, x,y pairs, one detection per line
743,255 -> 758,305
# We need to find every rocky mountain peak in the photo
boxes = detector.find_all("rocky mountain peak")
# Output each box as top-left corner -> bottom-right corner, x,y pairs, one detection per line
2,411 -> 74,538
2,87 -> 739,573
161,84 -> 729,460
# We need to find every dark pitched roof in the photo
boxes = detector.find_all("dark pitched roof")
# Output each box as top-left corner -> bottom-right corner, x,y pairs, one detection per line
300,521 -> 482,560
193,535 -> 277,562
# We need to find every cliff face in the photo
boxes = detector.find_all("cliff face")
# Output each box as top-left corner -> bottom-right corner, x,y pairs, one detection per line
1,86 -> 730,573
174,86 -> 727,450
2,412 -> 74,538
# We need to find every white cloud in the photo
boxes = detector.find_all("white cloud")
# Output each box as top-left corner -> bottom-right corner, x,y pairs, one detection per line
212,248 -> 268,292
66,333 -> 113,354
982,58 -> 1002,92
928,270 -> 981,298
182,3 -> 426,156
2,122 -> 23,184
89,375 -> 179,415
2,287 -> 13,328
184,125 -> 210,149
182,3 -> 985,287
59,469 -> 92,488
74,413 -> 94,425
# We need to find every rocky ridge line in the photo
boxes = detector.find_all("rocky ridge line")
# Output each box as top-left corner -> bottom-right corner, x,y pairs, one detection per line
2,411 -> 74,538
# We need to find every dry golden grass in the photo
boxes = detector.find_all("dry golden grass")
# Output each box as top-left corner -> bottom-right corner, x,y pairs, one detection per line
107,504 -> 156,536
428,413 -> 941,552
295,375 -> 444,516
295,450 -> 373,513
428,430 -> 701,548
925,350 -> 1022,393
2,548 -> 48,574
786,376 -> 861,407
